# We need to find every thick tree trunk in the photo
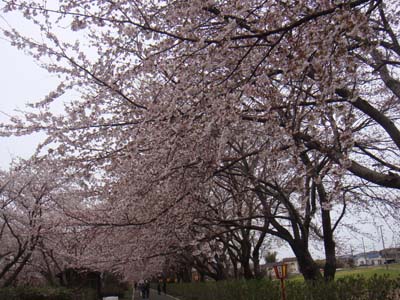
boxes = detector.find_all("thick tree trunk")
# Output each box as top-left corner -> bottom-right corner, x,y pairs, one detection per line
240,238 -> 254,279
215,267 -> 228,281
242,261 -> 254,279
230,257 -> 238,279
252,230 -> 267,279
177,264 -> 192,283
253,257 -> 262,279
317,184 -> 337,281
321,208 -> 336,281
291,242 -> 322,281
214,254 -> 228,281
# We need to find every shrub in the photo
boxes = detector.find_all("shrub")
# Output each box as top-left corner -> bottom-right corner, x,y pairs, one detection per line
167,275 -> 400,300
0,286 -> 97,300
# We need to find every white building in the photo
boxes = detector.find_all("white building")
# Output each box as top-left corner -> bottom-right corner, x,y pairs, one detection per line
354,251 -> 384,266
281,257 -> 300,274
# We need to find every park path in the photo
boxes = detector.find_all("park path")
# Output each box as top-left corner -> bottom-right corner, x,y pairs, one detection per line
132,288 -> 179,300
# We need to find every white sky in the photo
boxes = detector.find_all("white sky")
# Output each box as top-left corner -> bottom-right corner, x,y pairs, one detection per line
0,10 -> 60,169
0,39 -> 60,168
0,7 -> 397,261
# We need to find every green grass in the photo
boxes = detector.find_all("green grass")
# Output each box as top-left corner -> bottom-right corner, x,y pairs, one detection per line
287,263 -> 400,281
335,264 -> 400,279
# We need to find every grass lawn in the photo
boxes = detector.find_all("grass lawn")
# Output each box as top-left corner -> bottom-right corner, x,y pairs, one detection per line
335,263 -> 400,279
288,263 -> 400,281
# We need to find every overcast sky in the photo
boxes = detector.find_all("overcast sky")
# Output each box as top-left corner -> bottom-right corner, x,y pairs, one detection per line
0,39 -> 60,169
0,10 -> 60,169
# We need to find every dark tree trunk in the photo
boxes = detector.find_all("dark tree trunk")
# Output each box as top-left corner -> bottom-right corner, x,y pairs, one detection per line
253,257 -> 262,279
177,264 -> 192,283
215,268 -> 228,281
240,238 -> 254,279
213,254 -> 228,281
291,241 -> 322,281
252,230 -> 267,279
317,184 -> 337,281
242,261 -> 254,279
321,208 -> 336,281
231,258 -> 238,279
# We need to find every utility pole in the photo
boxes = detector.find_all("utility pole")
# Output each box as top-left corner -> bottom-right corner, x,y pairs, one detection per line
362,238 -> 367,265
379,225 -> 386,249
350,245 -> 355,268
379,225 -> 388,269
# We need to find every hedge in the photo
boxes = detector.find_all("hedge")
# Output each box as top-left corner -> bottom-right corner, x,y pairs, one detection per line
0,286 -> 97,300
167,275 -> 400,300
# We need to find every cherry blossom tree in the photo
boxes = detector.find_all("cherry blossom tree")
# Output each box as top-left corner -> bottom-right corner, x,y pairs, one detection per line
1,0 -> 399,281
0,160 -> 67,286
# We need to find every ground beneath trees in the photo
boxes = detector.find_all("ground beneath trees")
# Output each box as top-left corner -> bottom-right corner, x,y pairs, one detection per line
131,288 -> 179,300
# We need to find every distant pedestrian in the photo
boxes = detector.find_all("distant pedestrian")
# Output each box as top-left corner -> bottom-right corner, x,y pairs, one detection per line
138,279 -> 145,299
157,281 -> 161,295
162,280 -> 167,295
144,279 -> 150,299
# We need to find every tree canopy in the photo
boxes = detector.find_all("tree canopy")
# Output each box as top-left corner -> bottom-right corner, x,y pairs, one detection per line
0,0 -> 399,283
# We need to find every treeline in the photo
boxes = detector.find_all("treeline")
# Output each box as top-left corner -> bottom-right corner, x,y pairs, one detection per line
1,0 -> 400,286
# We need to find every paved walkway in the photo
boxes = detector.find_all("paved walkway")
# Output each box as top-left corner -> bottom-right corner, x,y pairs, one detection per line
132,288 -> 179,300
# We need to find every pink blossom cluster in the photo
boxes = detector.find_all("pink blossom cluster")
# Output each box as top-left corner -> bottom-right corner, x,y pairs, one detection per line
0,0 -> 399,283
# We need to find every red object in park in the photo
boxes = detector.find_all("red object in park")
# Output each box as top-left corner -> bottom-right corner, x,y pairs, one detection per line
273,264 -> 287,300
273,264 -> 288,279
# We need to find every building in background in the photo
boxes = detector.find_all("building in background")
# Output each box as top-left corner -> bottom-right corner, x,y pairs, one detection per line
281,257 -> 300,274
353,251 -> 384,266
380,247 -> 400,264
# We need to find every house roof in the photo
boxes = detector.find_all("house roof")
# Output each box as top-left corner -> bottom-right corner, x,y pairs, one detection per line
262,262 -> 276,268
282,257 -> 297,263
354,251 -> 381,259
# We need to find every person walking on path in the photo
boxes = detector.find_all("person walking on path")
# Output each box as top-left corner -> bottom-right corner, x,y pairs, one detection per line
134,286 -> 173,300
157,280 -> 162,295
162,280 -> 166,295
143,279 -> 150,299
137,279 -> 145,299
